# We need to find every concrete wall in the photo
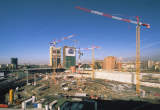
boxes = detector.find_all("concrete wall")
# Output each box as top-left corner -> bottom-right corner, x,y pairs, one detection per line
95,71 -> 160,88
67,71 -> 160,88
95,71 -> 137,84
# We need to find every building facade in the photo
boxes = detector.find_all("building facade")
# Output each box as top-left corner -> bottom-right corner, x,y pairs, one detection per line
63,46 -> 76,69
50,46 -> 61,68
103,56 -> 116,72
11,58 -> 18,69
116,61 -> 122,71
141,60 -> 148,70
148,60 -> 154,69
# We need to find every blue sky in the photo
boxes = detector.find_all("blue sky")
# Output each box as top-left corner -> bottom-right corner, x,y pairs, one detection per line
0,0 -> 160,64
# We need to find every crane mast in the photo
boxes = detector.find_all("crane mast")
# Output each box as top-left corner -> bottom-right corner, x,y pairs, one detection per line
75,6 -> 150,95
136,24 -> 140,94
92,47 -> 95,80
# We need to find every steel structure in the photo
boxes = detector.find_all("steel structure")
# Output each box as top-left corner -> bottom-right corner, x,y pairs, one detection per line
75,6 -> 150,94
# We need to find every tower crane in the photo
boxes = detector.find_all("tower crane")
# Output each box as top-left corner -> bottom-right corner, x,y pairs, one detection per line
76,46 -> 100,79
75,48 -> 83,73
50,34 -> 74,46
75,6 -> 150,95
50,34 -> 75,84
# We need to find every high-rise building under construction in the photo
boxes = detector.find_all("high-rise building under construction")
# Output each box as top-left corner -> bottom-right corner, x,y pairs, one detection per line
63,46 -> 76,69
50,46 -> 61,68
103,56 -> 116,72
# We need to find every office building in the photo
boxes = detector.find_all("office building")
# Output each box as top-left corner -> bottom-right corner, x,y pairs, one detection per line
50,46 -> 61,68
11,58 -> 18,69
63,46 -> 76,69
148,60 -> 154,69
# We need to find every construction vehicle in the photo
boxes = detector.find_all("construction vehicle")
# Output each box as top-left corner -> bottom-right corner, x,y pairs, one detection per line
9,89 -> 13,104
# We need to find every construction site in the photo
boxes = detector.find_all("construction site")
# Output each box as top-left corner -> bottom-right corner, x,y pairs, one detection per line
0,1 -> 160,110
2,69 -> 160,110
2,25 -> 160,109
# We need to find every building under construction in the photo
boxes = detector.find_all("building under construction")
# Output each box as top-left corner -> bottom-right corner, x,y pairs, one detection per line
49,46 -> 61,68
103,56 -> 116,72
63,46 -> 76,69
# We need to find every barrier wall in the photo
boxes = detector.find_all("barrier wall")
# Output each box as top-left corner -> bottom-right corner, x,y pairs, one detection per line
95,71 -> 137,84
95,71 -> 160,88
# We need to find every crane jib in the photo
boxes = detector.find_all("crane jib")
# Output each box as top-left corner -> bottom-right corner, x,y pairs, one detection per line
76,6 -> 150,28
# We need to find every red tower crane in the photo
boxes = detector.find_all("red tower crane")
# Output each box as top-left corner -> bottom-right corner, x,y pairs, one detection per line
75,6 -> 150,95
